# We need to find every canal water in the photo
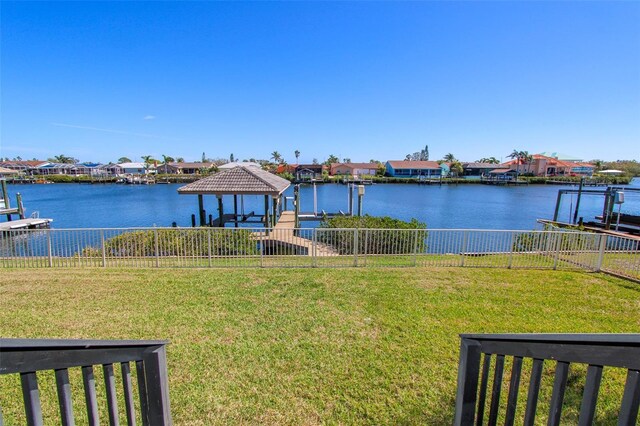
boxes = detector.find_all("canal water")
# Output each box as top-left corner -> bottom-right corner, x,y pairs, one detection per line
4,179 -> 639,230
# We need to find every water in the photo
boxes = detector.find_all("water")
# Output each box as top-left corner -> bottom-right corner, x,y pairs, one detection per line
5,178 -> 639,229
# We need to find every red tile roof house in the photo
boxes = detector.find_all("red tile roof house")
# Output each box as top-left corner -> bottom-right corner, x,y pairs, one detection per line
384,161 -> 443,178
503,155 -> 595,177
330,163 -> 379,177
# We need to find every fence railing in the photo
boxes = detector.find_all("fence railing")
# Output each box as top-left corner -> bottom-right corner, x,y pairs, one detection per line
453,334 -> 640,425
0,227 -> 637,279
0,338 -> 171,425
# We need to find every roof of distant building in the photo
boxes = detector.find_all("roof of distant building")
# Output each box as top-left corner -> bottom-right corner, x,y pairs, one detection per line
386,160 -> 442,169
462,162 -> 499,169
218,161 -> 261,169
118,162 -> 149,168
537,152 -> 583,162
178,165 -> 290,196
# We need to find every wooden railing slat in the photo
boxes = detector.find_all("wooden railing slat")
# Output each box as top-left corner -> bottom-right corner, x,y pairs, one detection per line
82,366 -> 100,426
103,364 -> 120,426
475,353 -> 491,426
548,361 -> 570,426
618,369 -> 640,426
20,372 -> 43,426
488,354 -> 504,426
136,360 -> 149,426
524,358 -> 544,426
55,368 -> 75,426
578,364 -> 603,426
121,362 -> 137,426
505,356 -> 523,426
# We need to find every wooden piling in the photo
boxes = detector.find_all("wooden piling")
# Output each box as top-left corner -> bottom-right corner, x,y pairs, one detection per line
217,196 -> 224,228
198,195 -> 206,226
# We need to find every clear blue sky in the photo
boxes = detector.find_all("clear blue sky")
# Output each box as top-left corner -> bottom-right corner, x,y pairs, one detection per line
1,1 -> 639,164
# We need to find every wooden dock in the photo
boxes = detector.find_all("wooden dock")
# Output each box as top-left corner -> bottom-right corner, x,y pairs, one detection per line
253,212 -> 338,256
0,218 -> 53,231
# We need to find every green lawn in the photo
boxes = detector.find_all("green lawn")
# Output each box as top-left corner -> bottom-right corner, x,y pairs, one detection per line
0,268 -> 638,425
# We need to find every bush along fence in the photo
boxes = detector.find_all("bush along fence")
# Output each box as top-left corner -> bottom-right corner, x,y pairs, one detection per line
0,227 -> 638,280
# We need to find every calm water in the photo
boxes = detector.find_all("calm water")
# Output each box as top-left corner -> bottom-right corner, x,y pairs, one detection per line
5,179 -> 640,229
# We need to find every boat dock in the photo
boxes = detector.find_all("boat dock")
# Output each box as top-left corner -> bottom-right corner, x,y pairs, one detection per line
0,218 -> 53,231
255,211 -> 338,256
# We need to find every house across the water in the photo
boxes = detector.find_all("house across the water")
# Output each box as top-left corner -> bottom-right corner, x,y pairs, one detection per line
385,161 -> 443,178
330,163 -> 379,178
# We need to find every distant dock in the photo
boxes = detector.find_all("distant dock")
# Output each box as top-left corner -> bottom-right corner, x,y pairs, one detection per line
0,218 -> 53,231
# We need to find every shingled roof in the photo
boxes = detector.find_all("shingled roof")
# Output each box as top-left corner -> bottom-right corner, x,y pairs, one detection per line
177,166 -> 291,196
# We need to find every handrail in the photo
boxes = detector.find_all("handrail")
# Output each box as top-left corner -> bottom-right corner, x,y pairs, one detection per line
453,333 -> 640,425
0,338 -> 172,425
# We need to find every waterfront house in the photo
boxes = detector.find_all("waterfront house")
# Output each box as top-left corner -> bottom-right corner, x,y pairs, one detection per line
330,163 -> 379,177
294,164 -> 323,180
487,168 -> 517,180
157,162 -> 216,174
385,161 -> 442,178
0,160 -> 49,175
35,162 -> 103,176
503,155 -> 595,177
118,162 -> 154,175
462,162 -> 498,177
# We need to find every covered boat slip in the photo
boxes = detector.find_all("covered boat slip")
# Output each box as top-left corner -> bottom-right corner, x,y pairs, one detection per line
177,166 -> 291,228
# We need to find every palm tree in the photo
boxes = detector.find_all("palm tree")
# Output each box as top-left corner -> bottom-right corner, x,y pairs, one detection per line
520,151 -> 533,175
161,154 -> 175,164
117,157 -> 131,163
294,150 -> 300,164
270,151 -> 282,164
508,150 -> 522,178
478,157 -> 499,164
443,153 -> 456,162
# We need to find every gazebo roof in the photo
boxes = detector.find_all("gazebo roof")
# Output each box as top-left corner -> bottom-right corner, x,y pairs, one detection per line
177,166 -> 291,196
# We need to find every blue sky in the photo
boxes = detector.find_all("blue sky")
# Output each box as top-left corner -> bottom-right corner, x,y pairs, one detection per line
1,1 -> 639,164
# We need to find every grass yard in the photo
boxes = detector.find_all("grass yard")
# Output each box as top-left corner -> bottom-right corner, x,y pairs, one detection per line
0,267 -> 638,425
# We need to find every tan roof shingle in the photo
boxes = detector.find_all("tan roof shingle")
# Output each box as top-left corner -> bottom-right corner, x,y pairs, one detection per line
177,166 -> 291,196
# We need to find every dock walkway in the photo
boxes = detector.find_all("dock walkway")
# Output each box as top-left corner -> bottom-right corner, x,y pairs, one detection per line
254,211 -> 338,256
0,218 -> 53,231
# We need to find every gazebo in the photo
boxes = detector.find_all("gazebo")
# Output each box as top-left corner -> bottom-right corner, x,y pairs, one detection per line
177,166 -> 291,227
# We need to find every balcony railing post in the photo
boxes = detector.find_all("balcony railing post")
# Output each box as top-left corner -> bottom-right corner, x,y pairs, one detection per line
553,232 -> 561,270
453,337 -> 482,425
508,232 -> 515,269
142,345 -> 172,426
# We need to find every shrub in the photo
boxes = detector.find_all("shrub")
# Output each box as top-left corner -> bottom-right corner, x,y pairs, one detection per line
83,228 -> 258,257
318,215 -> 427,255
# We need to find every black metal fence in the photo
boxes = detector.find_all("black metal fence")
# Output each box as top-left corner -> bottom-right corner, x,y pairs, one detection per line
453,334 -> 640,425
0,339 -> 171,425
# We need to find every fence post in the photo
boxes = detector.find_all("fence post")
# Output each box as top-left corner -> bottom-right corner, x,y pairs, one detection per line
460,231 -> 468,267
207,230 -> 212,267
453,337 -> 482,425
47,229 -> 53,267
260,229 -> 264,268
312,229 -> 317,268
508,232 -> 515,269
363,229 -> 369,267
101,230 -> 106,268
595,235 -> 608,272
553,232 -> 561,270
154,229 -> 160,268
353,229 -> 359,267
413,229 -> 420,267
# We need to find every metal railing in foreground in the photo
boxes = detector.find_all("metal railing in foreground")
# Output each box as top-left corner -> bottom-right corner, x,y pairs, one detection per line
0,339 -> 171,425
454,334 -> 640,426
0,227 -> 637,280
